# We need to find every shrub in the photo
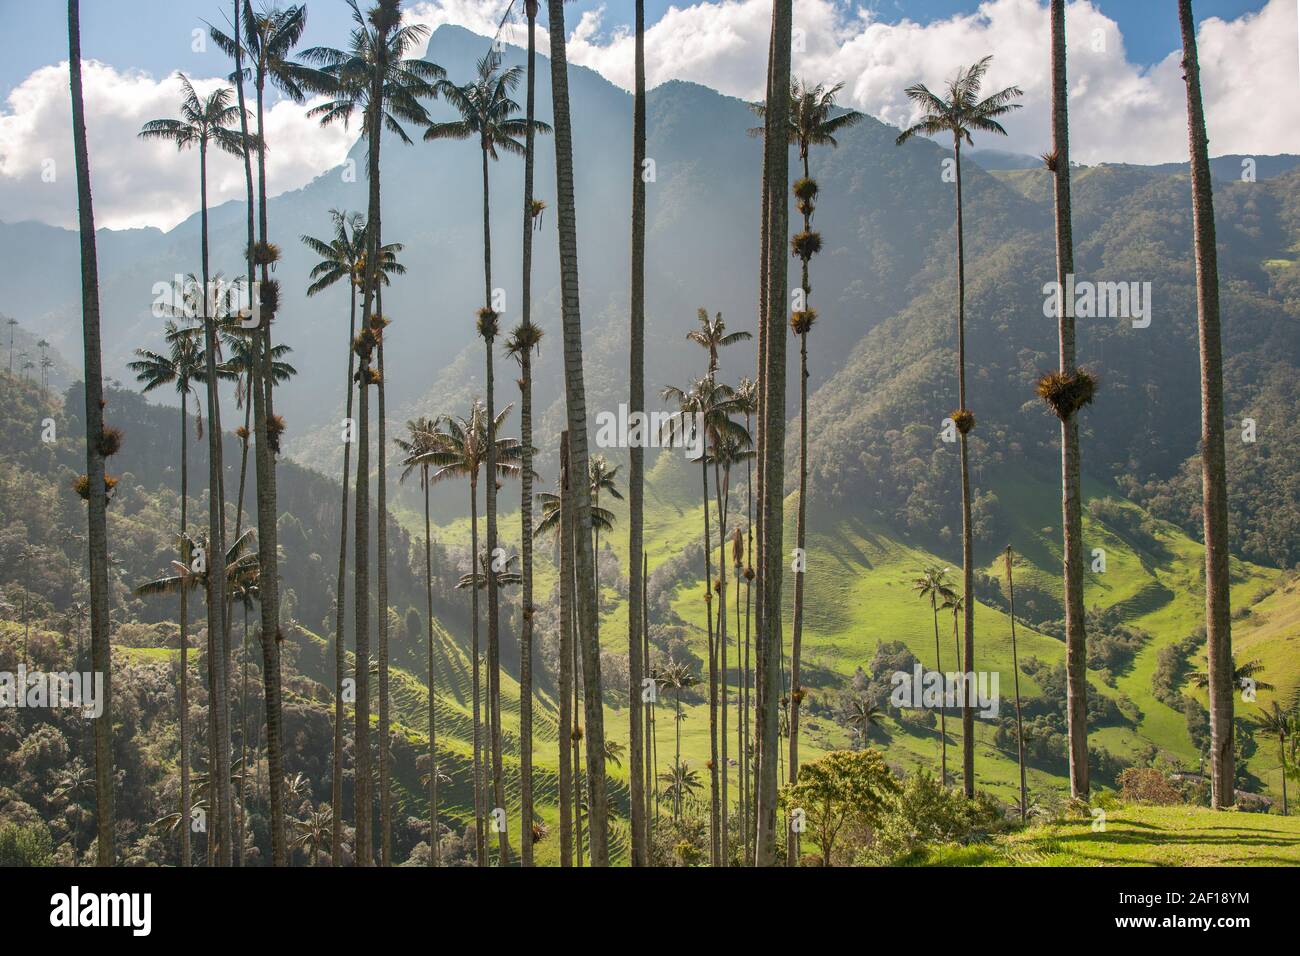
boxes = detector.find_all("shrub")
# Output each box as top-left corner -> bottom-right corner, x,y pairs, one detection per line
0,821 -> 54,866
1118,767 -> 1183,805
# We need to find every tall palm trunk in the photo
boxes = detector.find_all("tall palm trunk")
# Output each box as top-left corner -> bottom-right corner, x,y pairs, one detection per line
557,431 -> 574,867
700,455 -> 720,865
469,474 -> 485,866
332,282 -> 357,864
233,0 -> 286,865
716,464 -> 731,866
787,327 -> 808,866
643,555 -> 653,830
952,133 -> 976,800
743,410 -> 753,864
179,394 -> 192,866
788,150 -> 813,834
517,0 -> 540,868
751,67 -> 770,871
931,596 -> 946,786
198,135 -> 233,867
756,0 -> 792,867
547,0 -> 609,865
69,0 -> 114,865
626,0 -> 649,867
377,291 -> 392,867
1005,548 -> 1027,822
353,60 -> 388,866
423,466 -> 439,864
1178,0 -> 1234,807
479,144 -> 510,866
1049,0 -> 1089,801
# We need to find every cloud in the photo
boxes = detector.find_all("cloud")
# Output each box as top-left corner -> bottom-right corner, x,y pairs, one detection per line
2,1 -> 1296,231
0,62 -> 354,231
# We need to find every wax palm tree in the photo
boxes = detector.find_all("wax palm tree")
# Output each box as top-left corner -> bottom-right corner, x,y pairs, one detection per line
504,322 -> 543,868
709,427 -> 752,866
896,55 -> 1021,799
290,803 -> 333,867
406,401 -> 520,864
545,0 -> 610,865
1177,0 -> 1235,809
754,83 -> 858,811
913,566 -> 956,784
302,0 -> 441,865
658,762 -> 704,821
395,415 -> 443,865
1031,0 -> 1094,802
212,0 -> 285,863
66,12 -> 108,852
428,52 -> 549,868
507,2 -> 546,867
754,0 -> 795,868
845,698 -> 881,748
663,375 -> 746,864
128,320 -> 205,866
139,73 -> 250,864
657,660 -> 699,818
301,208 -> 397,862
687,308 -> 752,378
1256,702 -> 1293,816
624,0 -> 650,865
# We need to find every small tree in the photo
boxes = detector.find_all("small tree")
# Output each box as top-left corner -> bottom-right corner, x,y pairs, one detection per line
778,749 -> 898,866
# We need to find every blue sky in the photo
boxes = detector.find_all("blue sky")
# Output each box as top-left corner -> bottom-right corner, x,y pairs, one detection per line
0,0 -> 1270,99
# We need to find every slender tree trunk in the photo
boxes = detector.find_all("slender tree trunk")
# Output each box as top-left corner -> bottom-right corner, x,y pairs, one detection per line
179,396 -> 191,866
517,0 -> 540,869
547,0 -> 609,865
375,282 -> 392,866
238,2 -> 286,865
478,141 -> 511,867
239,598 -> 249,864
643,555 -> 653,832
469,477 -> 484,865
352,68 -> 388,865
751,61 -> 770,871
1178,0 -> 1234,808
1049,0 -> 1089,801
626,0 -> 649,868
787,327 -> 808,865
557,431 -> 574,867
717,465 -> 730,866
700,456 -> 720,865
953,135 -> 976,800
756,0 -> 792,866
743,411 -> 753,864
932,599 -> 946,786
1005,548 -> 1027,823
198,139 -> 233,867
424,471 -> 439,864
69,0 -> 114,865
332,284 -> 357,865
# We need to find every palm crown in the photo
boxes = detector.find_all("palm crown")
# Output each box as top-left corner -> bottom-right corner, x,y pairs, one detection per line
139,73 -> 250,158
302,0 -> 443,145
424,51 -> 551,156
895,55 -> 1023,149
